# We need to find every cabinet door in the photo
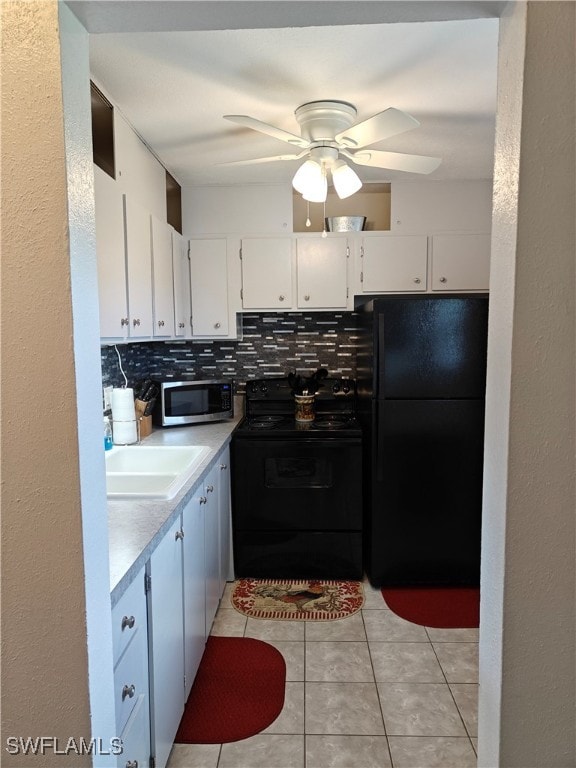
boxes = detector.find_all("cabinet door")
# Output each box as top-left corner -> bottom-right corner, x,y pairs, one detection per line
217,447 -> 232,590
361,236 -> 428,292
148,515 -> 184,768
118,693 -> 150,768
431,234 -> 491,291
189,239 -> 229,336
241,238 -> 293,309
204,463 -> 221,636
296,237 -> 348,308
173,232 -> 191,338
151,215 -> 175,337
124,195 -> 154,337
182,489 -> 206,700
94,166 -> 129,339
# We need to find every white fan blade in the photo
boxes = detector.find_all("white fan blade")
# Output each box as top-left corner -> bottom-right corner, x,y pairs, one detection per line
217,150 -> 308,167
335,107 -> 419,149
344,149 -> 441,174
224,115 -> 309,148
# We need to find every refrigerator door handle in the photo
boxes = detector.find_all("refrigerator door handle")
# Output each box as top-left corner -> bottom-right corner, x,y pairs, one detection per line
377,312 -> 386,387
373,401 -> 384,483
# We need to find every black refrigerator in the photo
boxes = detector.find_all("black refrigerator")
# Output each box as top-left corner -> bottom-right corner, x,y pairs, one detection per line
356,294 -> 489,587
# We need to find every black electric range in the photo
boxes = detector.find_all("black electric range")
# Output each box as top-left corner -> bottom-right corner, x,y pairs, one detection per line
231,377 -> 363,580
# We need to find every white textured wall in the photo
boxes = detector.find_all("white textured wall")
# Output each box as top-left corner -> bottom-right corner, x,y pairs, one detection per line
0,1 -> 92,764
478,2 -> 575,765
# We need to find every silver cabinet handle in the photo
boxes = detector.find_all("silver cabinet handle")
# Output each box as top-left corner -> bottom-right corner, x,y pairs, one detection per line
220,463 -> 227,470
278,295 -> 285,302
199,496 -> 207,505
157,320 -> 165,328
206,484 -> 214,493
175,529 -> 184,541
133,318 -> 140,327
304,295 -> 310,301
121,615 -> 135,631
179,322 -> 185,329
214,322 -> 221,329
439,276 -> 447,283
125,761 -> 138,768
121,684 -> 135,700
413,278 -> 421,284
121,318 -> 129,327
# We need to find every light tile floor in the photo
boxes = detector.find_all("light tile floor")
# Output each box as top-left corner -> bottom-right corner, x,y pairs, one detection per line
167,580 -> 478,768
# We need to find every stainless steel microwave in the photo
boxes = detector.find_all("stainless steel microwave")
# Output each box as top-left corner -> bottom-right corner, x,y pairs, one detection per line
152,379 -> 233,426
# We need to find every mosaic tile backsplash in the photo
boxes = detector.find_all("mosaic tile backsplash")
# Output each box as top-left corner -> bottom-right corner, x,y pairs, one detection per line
101,312 -> 360,393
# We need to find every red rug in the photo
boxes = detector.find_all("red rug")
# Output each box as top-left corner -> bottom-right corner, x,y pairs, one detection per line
175,636 -> 286,744
382,587 -> 480,628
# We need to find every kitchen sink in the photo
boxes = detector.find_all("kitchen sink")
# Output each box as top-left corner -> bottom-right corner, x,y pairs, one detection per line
105,445 -> 210,500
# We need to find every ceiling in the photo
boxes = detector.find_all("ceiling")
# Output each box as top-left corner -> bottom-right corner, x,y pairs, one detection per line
76,2 -> 501,189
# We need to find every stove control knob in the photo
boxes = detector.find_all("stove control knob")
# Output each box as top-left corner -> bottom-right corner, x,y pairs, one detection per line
342,381 -> 351,394
332,383 -> 340,393
260,384 -> 268,393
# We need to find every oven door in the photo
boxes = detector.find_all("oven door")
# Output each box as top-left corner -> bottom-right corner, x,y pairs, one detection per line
231,437 -> 362,531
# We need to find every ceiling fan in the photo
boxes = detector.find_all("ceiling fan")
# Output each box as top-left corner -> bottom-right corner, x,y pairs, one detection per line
222,100 -> 441,202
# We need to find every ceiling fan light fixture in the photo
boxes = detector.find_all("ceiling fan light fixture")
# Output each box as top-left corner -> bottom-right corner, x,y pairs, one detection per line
332,159 -> 363,199
292,159 -> 327,202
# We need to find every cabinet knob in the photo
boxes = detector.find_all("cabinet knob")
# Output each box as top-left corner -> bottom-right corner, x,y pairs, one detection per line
278,295 -> 285,302
214,322 -> 221,329
120,318 -> 129,327
157,320 -> 165,328
179,322 -> 185,329
175,529 -> 184,541
304,295 -> 310,301
439,276 -> 447,283
206,484 -> 214,493
121,684 -> 136,700
413,277 -> 421,284
125,762 -> 138,768
199,496 -> 207,505
121,615 -> 135,631
133,318 -> 141,327
220,463 -> 227,470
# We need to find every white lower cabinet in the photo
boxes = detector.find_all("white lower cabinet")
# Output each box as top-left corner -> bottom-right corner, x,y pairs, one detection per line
203,463 -> 221,636
182,484 -> 206,701
111,567 -> 150,768
147,516 -> 185,768
217,448 -> 233,590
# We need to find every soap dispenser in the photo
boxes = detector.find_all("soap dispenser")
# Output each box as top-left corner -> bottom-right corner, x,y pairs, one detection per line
103,416 -> 113,451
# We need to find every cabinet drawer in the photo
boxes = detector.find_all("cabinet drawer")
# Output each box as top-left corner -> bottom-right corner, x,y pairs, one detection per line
114,623 -> 149,734
118,692 -> 150,768
112,569 -> 147,666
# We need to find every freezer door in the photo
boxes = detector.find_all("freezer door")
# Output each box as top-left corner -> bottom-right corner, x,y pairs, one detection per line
368,399 -> 485,587
374,296 -> 488,399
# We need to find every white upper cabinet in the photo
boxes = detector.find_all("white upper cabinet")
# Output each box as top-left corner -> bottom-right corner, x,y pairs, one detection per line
189,238 -> 229,336
94,166 -> 129,339
431,233 -> 491,292
172,231 -> 191,338
296,236 -> 349,309
240,237 -> 293,309
124,195 -> 154,338
360,235 -> 428,293
114,111 -> 167,221
151,215 -> 175,337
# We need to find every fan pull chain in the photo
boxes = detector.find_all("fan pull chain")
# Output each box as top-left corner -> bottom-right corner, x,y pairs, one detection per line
305,200 -> 311,228
322,198 -> 327,238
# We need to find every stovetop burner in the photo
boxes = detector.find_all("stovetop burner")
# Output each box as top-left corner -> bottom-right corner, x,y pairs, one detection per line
247,416 -> 286,430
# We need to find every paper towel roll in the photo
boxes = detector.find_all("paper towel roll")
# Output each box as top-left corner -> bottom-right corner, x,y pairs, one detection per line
111,388 -> 136,419
112,419 -> 138,445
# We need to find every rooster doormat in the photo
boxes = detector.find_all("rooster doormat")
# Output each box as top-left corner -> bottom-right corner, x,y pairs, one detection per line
231,579 -> 364,620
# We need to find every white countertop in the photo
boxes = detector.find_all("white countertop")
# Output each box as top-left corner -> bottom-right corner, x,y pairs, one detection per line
108,403 -> 243,606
